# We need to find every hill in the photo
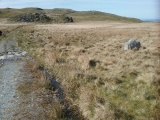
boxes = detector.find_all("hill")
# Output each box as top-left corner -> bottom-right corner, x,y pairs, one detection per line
0,7 -> 141,23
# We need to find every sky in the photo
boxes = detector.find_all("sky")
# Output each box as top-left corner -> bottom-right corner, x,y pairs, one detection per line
0,0 -> 159,20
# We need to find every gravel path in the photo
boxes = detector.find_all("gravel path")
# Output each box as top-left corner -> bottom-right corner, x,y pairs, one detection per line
0,40 -> 28,119
0,61 -> 25,120
0,40 -> 5,53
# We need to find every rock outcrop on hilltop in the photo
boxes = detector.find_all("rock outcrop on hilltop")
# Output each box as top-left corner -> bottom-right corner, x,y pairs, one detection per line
11,12 -> 74,23
53,15 -> 73,23
11,13 -> 52,23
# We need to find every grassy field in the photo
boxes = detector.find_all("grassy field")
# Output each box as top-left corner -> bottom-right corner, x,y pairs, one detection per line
0,7 -> 159,119
11,21 -> 160,120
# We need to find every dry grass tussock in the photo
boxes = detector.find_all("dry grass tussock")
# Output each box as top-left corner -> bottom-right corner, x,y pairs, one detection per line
16,21 -> 160,120
17,60 -> 85,120
17,60 -> 58,119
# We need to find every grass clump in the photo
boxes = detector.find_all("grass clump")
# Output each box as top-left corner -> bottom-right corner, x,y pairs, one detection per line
17,60 -> 85,120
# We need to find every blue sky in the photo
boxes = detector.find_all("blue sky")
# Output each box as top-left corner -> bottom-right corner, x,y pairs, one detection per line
0,0 -> 159,20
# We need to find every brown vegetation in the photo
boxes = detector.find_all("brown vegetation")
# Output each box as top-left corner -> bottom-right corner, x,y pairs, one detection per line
17,60 -> 84,120
14,21 -> 160,119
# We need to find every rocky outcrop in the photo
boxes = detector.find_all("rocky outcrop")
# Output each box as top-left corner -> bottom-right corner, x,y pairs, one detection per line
124,39 -> 141,50
11,13 -> 52,23
11,13 -> 74,23
66,16 -> 73,22
53,15 -> 74,23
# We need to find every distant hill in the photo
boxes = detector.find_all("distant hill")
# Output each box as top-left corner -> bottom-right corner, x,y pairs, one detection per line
142,19 -> 160,22
0,7 -> 141,23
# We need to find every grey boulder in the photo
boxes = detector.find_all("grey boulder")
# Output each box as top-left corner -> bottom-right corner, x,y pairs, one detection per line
124,39 -> 141,50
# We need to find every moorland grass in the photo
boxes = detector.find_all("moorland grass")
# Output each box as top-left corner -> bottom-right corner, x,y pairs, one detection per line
15,22 -> 160,119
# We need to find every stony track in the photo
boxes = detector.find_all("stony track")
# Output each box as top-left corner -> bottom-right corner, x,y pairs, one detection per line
0,40 -> 28,119
0,61 -> 25,120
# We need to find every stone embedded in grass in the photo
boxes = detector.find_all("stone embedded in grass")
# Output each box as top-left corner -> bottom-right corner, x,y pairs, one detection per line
124,39 -> 141,50
89,59 -> 97,67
